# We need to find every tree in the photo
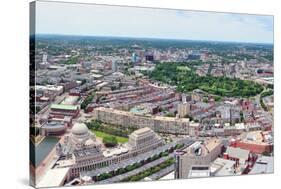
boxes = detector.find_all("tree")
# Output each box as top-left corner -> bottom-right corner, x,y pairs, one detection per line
103,136 -> 118,147
262,151 -> 271,156
214,96 -> 222,101
98,173 -> 112,181
117,168 -> 126,175
149,62 -> 263,98
81,92 -> 95,110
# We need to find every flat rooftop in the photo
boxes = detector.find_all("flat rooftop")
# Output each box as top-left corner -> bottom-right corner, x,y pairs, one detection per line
73,147 -> 102,158
205,139 -> 222,152
183,138 -> 222,157
51,104 -> 79,111
133,127 -> 153,135
239,131 -> 272,145
250,156 -> 273,174
61,96 -> 79,105
226,147 -> 250,161
37,167 -> 70,188
210,158 -> 236,176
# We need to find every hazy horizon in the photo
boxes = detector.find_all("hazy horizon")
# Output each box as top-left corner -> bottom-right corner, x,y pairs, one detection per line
34,33 -> 273,45
35,1 -> 274,44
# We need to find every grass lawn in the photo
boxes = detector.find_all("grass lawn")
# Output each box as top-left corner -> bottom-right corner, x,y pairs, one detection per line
92,130 -> 128,143
177,66 -> 190,71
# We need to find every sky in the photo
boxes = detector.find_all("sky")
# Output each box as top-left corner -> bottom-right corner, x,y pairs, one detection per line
35,1 -> 274,44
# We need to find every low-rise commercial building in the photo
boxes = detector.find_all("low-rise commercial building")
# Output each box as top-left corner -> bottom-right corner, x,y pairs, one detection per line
50,104 -> 80,119
249,156 -> 273,174
232,131 -> 273,154
210,158 -> 237,176
93,107 -> 191,135
36,85 -> 64,96
224,147 -> 250,167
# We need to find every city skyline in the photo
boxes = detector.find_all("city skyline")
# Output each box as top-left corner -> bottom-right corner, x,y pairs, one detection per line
35,1 -> 273,44
30,2 -> 274,187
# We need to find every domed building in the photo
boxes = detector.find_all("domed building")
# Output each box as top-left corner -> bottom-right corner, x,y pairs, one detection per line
70,123 -> 93,148
54,126 -> 168,179
57,123 -> 100,155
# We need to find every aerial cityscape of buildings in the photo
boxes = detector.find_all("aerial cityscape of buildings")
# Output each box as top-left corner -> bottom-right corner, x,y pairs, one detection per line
30,33 -> 273,187
29,1 -> 275,186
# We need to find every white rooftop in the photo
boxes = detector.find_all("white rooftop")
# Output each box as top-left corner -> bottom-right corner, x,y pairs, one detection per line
226,147 -> 250,161
37,167 -> 70,188
210,158 -> 236,176
250,156 -> 274,174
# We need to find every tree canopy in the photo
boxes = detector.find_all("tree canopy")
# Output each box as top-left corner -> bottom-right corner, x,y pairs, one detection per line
103,136 -> 118,147
149,62 -> 263,97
